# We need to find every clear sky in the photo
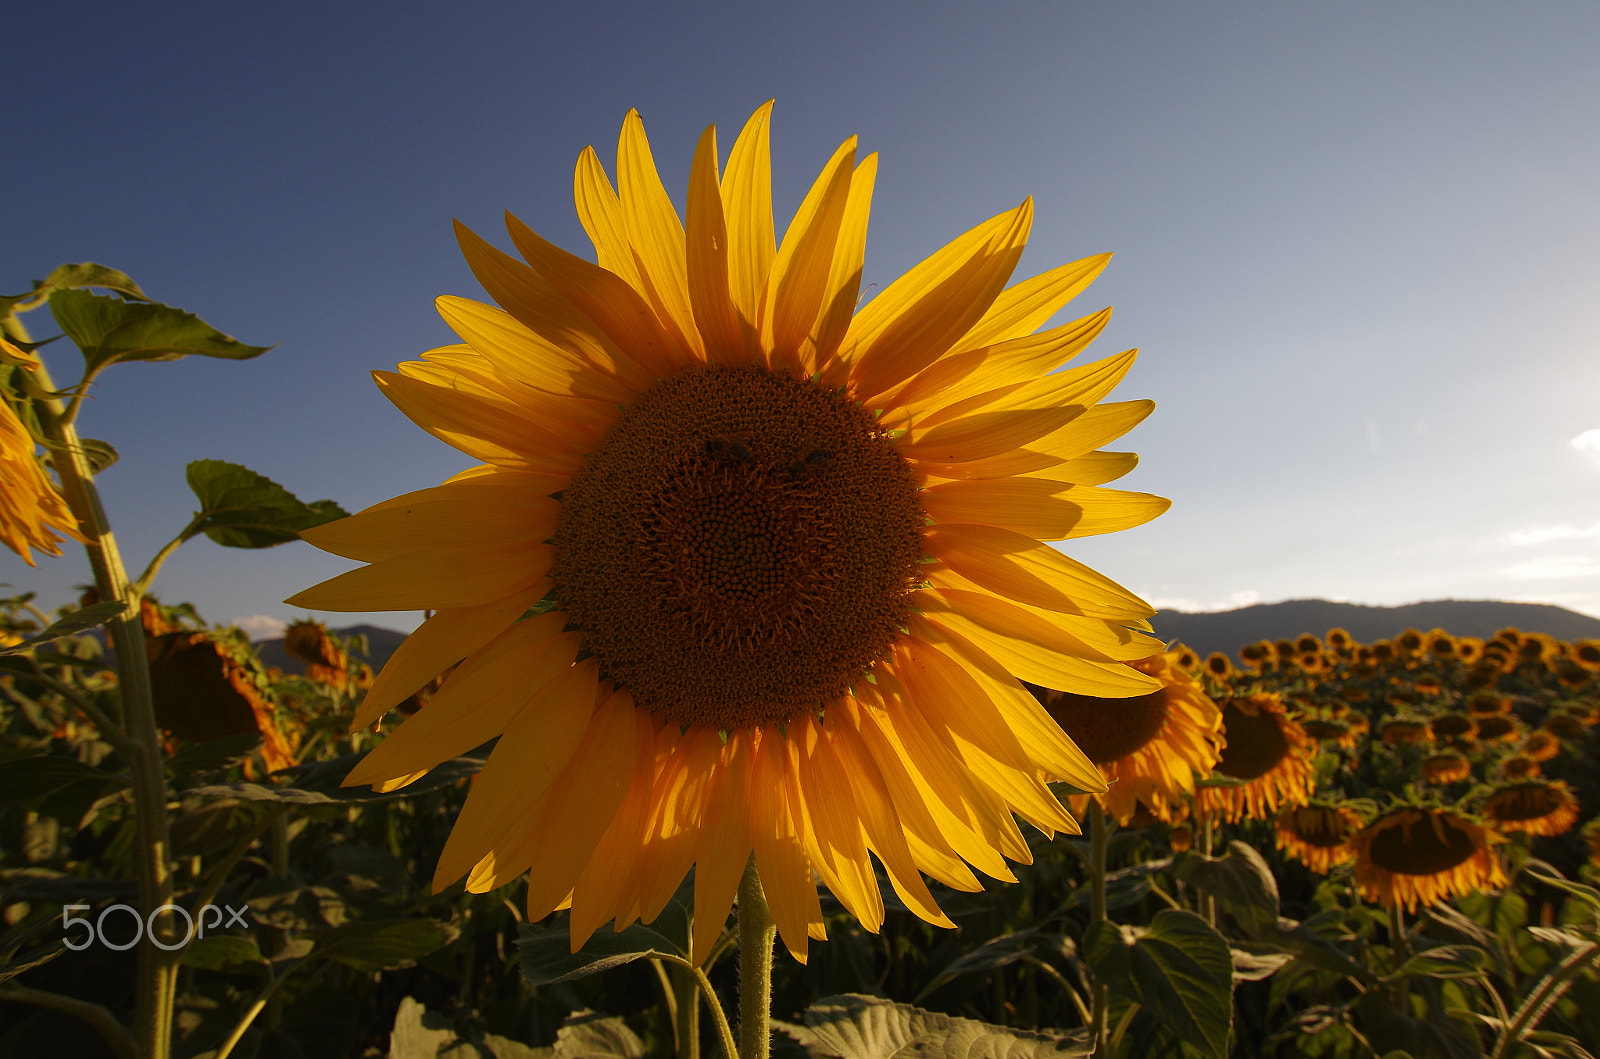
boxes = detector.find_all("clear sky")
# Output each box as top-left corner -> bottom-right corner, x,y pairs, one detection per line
7,1 -> 1599,640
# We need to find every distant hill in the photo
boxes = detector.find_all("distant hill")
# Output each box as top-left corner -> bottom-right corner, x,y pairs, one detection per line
1149,599 -> 1600,658
252,600 -> 1600,676
253,624 -> 409,675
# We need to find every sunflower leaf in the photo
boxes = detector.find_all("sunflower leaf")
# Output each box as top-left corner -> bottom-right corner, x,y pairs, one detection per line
1173,841 -> 1280,938
553,1012 -> 648,1059
308,918 -> 456,973
914,928 -> 1044,1003
0,600 -> 126,656
183,459 -> 348,549
49,289 -> 270,373
800,992 -> 1090,1059
518,915 -> 684,986
1383,944 -> 1492,982
1082,910 -> 1233,1059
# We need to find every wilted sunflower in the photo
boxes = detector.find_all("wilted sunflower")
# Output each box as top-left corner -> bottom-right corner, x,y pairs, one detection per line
289,104 -> 1168,964
1276,802 -> 1365,874
1029,648 -> 1224,826
1479,779 -> 1580,837
1349,806 -> 1506,912
0,388 -> 84,564
1194,693 -> 1316,823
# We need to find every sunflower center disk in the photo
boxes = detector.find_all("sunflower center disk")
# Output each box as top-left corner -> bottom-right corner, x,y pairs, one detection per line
1215,700 -> 1289,780
1368,815 -> 1476,876
1043,687 -> 1171,765
553,365 -> 925,730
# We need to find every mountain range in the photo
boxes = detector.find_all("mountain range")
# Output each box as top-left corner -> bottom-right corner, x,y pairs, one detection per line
254,600 -> 1600,675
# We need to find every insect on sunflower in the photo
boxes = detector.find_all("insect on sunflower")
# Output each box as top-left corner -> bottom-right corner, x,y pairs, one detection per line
289,103 -> 1169,964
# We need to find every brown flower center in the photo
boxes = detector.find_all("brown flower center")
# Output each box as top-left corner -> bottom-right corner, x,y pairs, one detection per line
1215,698 -> 1291,780
553,365 -> 924,729
1368,811 -> 1477,876
1039,686 -> 1171,765
1281,806 -> 1351,848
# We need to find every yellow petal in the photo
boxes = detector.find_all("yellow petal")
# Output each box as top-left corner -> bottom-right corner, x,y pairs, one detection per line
918,607 -> 1160,697
344,615 -> 578,788
881,307 -> 1111,427
301,473 -> 558,563
810,154 -> 878,381
432,660 -> 600,891
913,348 -> 1138,431
691,734 -> 753,965
436,295 -> 639,406
922,522 -> 1153,620
617,109 -> 704,361
685,124 -> 749,363
896,404 -> 1082,465
573,145 -> 645,291
286,549 -> 549,613
749,728 -> 823,963
349,590 -> 545,730
522,688 -> 648,918
761,137 -> 857,368
921,477 -> 1086,541
952,252 -> 1111,351
506,212 -> 686,378
373,370 -> 584,473
720,101 -> 776,343
634,728 -> 719,925
789,716 -> 884,933
918,399 -> 1154,480
569,718 -> 659,950
921,586 -> 1160,664
846,200 -> 1032,400
414,343 -> 618,430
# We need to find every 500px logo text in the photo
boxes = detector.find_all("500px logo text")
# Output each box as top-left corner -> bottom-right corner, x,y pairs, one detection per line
63,903 -> 249,951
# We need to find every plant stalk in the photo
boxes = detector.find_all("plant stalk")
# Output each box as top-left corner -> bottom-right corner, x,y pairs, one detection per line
737,858 -> 776,1059
1089,808 -> 1111,1059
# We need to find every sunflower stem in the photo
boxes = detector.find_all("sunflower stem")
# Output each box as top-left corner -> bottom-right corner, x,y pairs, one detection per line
736,858 -> 776,1059
24,335 -> 177,1059
1089,808 -> 1111,1059
673,961 -> 701,1059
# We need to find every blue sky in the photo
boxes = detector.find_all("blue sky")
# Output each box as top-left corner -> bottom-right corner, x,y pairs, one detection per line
7,1 -> 1600,639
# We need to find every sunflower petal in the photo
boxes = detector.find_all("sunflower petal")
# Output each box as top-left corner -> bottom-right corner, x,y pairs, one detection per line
918,400 -> 1155,480
811,155 -> 878,381
954,253 -> 1112,350
685,125 -> 748,363
720,101 -> 776,343
749,730 -> 822,963
569,714 -> 658,950
761,137 -> 857,367
918,605 -> 1161,697
373,369 -> 584,473
912,348 -> 1138,431
790,717 -> 884,933
690,733 -> 753,965
573,146 -> 645,290
617,110 -> 704,361
922,523 -> 1152,619
301,474 -> 558,563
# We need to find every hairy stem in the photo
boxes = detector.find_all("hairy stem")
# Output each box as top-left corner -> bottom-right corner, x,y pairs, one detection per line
737,859 -> 776,1059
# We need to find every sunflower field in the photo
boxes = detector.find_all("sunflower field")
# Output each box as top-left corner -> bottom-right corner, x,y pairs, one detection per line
4,104 -> 1599,1059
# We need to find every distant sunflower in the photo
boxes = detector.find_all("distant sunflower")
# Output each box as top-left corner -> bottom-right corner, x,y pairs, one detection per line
1030,648 -> 1224,825
1420,751 -> 1471,785
1204,652 -> 1238,682
1479,779 -> 1580,837
1466,691 -> 1511,718
289,104 -> 1167,963
1349,806 -> 1506,912
1395,629 -> 1425,658
1325,628 -> 1355,655
1497,754 -> 1540,781
1572,640 -> 1600,672
1195,693 -> 1316,823
1302,716 -> 1362,749
1519,730 -> 1561,763
1474,714 -> 1522,744
1276,802 -> 1365,874
1378,717 -> 1433,747
0,388 -> 84,565
1455,637 -> 1484,664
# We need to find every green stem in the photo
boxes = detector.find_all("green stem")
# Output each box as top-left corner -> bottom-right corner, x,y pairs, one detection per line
1089,809 -> 1111,1059
737,859 -> 776,1059
0,984 -> 138,1059
26,337 -> 177,1059
674,962 -> 701,1059
1491,940 -> 1600,1059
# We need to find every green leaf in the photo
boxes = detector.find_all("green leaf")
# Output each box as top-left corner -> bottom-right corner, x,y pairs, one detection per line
520,876 -> 691,985
1174,841 -> 1280,938
0,600 -> 127,656
185,750 -> 487,805
49,289 -> 269,373
915,928 -> 1043,1002
1527,869 -> 1600,918
799,993 -> 1090,1059
75,437 -> 119,474
1082,910 -> 1233,1059
1384,945 -> 1492,982
181,933 -> 265,971
309,918 -> 456,973
388,997 -> 456,1059
1230,947 -> 1292,981
183,459 -> 348,549
0,754 -> 128,806
1,263 -> 149,316
553,1013 -> 648,1059
165,732 -> 264,777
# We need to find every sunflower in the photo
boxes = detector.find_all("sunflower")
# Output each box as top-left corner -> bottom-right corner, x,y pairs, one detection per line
1325,627 -> 1355,655
1204,652 -> 1238,682
1420,751 -> 1472,785
1496,754 -> 1540,781
1029,648 -> 1224,826
1194,693 -> 1316,823
288,104 -> 1168,964
1466,691 -> 1511,717
1378,717 -> 1433,747
1429,713 -> 1476,743
283,619 -> 353,687
1519,730 -> 1561,763
1276,802 -> 1365,874
1302,716 -> 1362,750
1572,640 -> 1600,672
0,387 -> 84,565
1479,779 -> 1580,837
1474,714 -> 1522,744
1349,806 -> 1505,912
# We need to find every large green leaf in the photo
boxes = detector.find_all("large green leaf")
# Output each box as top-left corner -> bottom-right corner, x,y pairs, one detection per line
1174,841 -> 1280,938
794,993 -> 1090,1059
1385,945 -> 1493,983
915,928 -> 1044,1003
309,918 -> 456,973
183,459 -> 347,548
1082,910 -> 1233,1059
553,1013 -> 648,1059
0,600 -> 126,657
49,288 -> 269,372
1,262 -> 149,316
520,876 -> 692,985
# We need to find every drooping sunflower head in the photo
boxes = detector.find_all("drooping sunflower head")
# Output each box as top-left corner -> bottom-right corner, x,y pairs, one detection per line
1420,750 -> 1472,785
1030,648 -> 1225,825
1350,806 -> 1506,912
289,104 -> 1168,964
0,386 -> 85,565
1478,779 -> 1580,836
1378,716 -> 1434,748
1276,802 -> 1366,875
1195,693 -> 1316,823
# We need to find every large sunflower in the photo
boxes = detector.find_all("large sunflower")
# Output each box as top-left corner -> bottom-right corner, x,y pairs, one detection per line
1194,692 -> 1316,823
1349,806 -> 1505,912
1029,647 -> 1224,825
289,105 -> 1167,964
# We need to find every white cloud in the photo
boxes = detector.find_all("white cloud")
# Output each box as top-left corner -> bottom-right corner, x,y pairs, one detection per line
1142,589 -> 1260,613
1501,556 -> 1600,581
1506,523 -> 1600,546
230,614 -> 286,641
1571,429 -> 1600,468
